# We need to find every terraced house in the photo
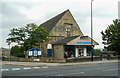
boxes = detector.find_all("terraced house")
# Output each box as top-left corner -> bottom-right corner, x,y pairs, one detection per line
27,9 -> 99,59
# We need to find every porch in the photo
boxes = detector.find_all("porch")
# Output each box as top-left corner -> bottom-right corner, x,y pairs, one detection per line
53,36 -> 98,59
64,45 -> 92,58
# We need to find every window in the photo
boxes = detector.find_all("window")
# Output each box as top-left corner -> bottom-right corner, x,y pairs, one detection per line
29,51 -> 33,56
66,28 -> 70,37
34,50 -> 37,56
78,48 -> 84,56
38,51 -> 42,56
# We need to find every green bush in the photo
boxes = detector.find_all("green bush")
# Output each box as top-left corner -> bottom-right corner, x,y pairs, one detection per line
11,45 -> 25,57
94,49 -> 101,56
15,53 -> 25,57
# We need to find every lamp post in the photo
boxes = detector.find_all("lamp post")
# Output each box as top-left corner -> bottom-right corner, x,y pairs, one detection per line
91,0 -> 93,61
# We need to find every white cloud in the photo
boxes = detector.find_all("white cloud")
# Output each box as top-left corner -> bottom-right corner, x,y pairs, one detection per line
19,0 -> 90,20
20,5 -> 46,20
1,0 -> 119,48
93,17 -> 115,49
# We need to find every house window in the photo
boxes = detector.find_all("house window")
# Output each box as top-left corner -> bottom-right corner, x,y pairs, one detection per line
78,48 -> 84,56
29,51 -> 33,56
66,28 -> 70,37
34,50 -> 37,56
38,51 -> 42,56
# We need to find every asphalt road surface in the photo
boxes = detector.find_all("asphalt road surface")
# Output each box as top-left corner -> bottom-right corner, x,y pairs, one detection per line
1,62 -> 119,78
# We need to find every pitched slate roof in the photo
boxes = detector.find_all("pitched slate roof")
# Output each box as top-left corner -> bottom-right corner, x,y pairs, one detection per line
39,10 -> 69,32
80,36 -> 99,45
53,36 -> 79,45
53,36 -> 99,45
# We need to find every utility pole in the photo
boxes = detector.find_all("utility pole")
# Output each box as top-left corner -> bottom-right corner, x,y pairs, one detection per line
91,0 -> 94,61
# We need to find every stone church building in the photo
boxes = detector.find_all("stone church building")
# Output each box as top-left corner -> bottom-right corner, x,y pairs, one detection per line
28,9 -> 99,59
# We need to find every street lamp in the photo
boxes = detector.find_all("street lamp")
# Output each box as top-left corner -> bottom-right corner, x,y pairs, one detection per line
91,0 -> 94,61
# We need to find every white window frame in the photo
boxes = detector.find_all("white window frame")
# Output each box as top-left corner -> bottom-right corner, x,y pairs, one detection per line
29,51 -> 33,56
38,51 -> 42,56
34,50 -> 37,56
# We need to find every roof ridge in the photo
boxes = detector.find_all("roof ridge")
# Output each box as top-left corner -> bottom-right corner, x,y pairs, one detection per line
39,9 -> 69,32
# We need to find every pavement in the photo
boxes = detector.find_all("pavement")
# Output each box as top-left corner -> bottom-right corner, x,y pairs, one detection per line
1,62 -> 119,77
1,60 -> 119,77
1,60 -> 119,67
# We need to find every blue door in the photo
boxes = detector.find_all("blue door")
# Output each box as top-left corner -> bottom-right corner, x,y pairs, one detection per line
47,49 -> 52,57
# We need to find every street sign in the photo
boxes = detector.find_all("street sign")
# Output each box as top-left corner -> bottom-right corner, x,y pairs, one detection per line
34,59 -> 40,61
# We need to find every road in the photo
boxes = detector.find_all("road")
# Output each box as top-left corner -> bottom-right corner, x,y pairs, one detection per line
1,62 -> 119,78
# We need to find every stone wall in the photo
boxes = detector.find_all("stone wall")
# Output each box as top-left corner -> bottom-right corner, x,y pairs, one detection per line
2,56 -> 118,63
66,56 -> 119,62
53,10 -> 83,37
2,57 -> 66,63
53,45 -> 64,59
40,42 -> 47,57
3,51 -> 10,58
48,10 -> 84,44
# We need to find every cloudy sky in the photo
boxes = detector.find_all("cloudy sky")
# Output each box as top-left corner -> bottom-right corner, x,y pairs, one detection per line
0,0 -> 119,49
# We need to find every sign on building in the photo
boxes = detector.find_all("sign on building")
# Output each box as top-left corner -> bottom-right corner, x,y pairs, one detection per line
27,48 -> 42,56
47,44 -> 52,49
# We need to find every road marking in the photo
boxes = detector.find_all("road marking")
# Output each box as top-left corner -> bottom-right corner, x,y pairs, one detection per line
69,72 -> 85,75
56,75 -> 62,76
54,72 -> 85,76
33,67 -> 41,69
23,67 -> 31,70
12,68 -> 20,71
103,68 -> 119,71
42,67 -> 48,68
1,66 -> 49,71
1,69 -> 9,71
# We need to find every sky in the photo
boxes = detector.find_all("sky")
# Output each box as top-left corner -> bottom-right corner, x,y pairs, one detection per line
0,0 -> 119,49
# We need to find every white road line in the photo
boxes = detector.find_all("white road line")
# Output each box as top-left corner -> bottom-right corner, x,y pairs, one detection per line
12,68 -> 20,71
33,67 -> 41,69
1,69 -> 9,71
23,67 -> 31,70
56,75 -> 62,76
54,72 -> 85,76
79,72 -> 85,74
103,68 -> 119,71
42,67 -> 48,68
68,72 -> 85,75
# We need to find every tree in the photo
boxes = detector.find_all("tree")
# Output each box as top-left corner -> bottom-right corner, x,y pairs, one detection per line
94,49 -> 101,56
6,23 -> 49,51
11,45 -> 25,57
6,27 -> 26,45
101,19 -> 120,55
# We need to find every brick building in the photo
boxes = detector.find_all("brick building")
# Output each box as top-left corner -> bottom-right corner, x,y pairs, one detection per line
27,9 -> 99,59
